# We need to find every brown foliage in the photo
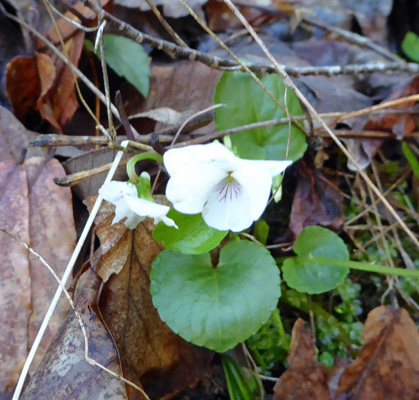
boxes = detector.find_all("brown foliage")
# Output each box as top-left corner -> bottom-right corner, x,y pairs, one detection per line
0,157 -> 76,399
87,198 -> 213,399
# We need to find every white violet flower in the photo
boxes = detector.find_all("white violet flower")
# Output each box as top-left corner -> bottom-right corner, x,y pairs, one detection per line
164,142 -> 292,232
99,172 -> 177,230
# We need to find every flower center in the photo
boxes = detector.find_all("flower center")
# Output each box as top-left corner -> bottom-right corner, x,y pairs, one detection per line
215,174 -> 242,203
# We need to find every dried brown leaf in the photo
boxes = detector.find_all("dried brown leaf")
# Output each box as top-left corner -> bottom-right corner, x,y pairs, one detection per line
21,268 -> 128,400
273,319 -> 331,400
0,106 -> 44,162
87,198 -> 213,399
0,157 -> 76,398
290,162 -> 344,238
335,306 -> 419,400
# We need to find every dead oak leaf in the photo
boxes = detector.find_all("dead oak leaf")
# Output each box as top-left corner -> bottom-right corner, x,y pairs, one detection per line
335,305 -> 419,400
0,157 -> 76,398
86,197 -> 213,399
273,318 -> 331,400
21,268 -> 128,400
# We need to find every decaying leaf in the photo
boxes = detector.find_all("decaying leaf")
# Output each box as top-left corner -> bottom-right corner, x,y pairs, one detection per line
87,197 -> 213,399
21,268 -> 128,400
336,305 -> 419,400
0,106 -> 44,162
0,160 -> 31,399
290,161 -> 344,238
273,318 -> 330,400
0,157 -> 76,398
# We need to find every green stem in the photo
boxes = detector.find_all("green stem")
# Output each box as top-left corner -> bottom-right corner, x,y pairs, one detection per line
126,152 -> 164,183
271,308 -> 290,350
306,256 -> 419,278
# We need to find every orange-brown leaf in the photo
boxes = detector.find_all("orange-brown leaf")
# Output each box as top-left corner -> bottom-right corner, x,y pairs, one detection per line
273,319 -> 331,400
335,305 -> 419,400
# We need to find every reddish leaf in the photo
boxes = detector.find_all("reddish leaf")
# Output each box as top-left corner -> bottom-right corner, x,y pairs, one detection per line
5,56 -> 42,125
87,198 -> 213,399
273,319 -> 331,400
335,306 -> 419,400
21,268 -> 128,400
0,157 -> 76,398
290,162 -> 344,238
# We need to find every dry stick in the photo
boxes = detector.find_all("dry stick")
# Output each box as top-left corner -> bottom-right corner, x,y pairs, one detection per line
1,227 -> 150,399
12,141 -> 130,400
97,19 -> 116,140
144,0 -> 189,47
302,16 -> 400,62
83,1 -> 417,77
45,0 -> 99,32
169,104 -> 225,147
176,0 -> 307,136
233,1 -> 399,62
222,0 -> 419,248
331,94 -> 419,126
345,169 -> 411,227
0,6 -> 150,148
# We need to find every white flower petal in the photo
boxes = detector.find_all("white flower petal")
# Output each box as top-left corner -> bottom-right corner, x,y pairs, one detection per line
125,196 -> 177,228
164,141 -> 236,176
232,164 -> 273,221
122,212 -> 144,230
166,164 -> 226,214
99,181 -> 137,202
238,159 -> 292,177
202,179 -> 253,232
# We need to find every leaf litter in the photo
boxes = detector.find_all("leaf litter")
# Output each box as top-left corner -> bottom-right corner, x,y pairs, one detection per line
2,0 -> 419,399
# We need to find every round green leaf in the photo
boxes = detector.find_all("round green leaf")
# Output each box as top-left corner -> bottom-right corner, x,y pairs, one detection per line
282,226 -> 349,294
150,240 -> 281,352
103,34 -> 150,97
152,209 -> 228,254
214,71 -> 307,161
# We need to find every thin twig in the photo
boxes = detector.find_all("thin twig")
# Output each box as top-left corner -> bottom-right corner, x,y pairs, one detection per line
83,1 -> 415,77
144,0 -> 189,47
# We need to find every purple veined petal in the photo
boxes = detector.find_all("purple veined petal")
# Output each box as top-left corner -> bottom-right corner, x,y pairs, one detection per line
165,164 -> 226,214
238,159 -> 292,177
202,178 -> 253,232
232,164 -> 273,221
163,141 -> 236,176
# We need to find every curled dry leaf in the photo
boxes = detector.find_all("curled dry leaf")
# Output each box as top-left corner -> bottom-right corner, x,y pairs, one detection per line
290,161 -> 344,238
21,268 -> 128,400
335,305 -> 419,400
0,157 -> 76,398
273,318 -> 331,400
86,196 -> 213,399
5,1 -> 97,131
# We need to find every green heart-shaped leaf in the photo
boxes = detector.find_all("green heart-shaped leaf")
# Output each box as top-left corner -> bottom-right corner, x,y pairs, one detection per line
152,209 -> 228,254
282,226 -> 349,294
150,240 -> 281,352
214,71 -> 307,161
